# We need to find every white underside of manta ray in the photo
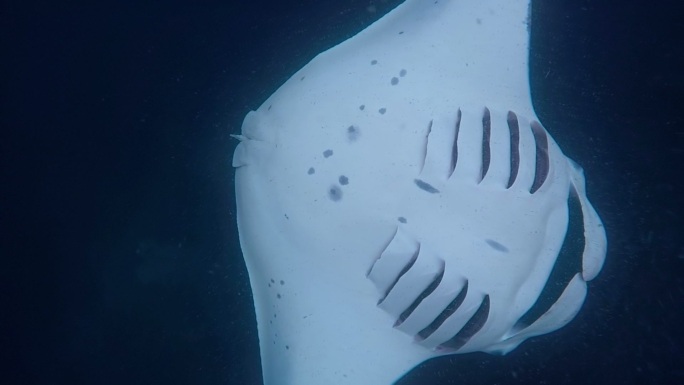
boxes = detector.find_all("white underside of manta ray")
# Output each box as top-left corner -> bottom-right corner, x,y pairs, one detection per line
232,0 -> 607,384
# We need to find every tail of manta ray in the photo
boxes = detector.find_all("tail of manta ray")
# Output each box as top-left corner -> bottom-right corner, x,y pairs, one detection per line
232,0 -> 607,384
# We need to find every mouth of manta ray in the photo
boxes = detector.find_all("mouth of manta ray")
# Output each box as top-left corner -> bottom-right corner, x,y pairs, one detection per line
366,107 -> 588,353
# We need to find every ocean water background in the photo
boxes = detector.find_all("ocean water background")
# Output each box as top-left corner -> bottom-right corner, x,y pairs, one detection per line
2,1 -> 682,384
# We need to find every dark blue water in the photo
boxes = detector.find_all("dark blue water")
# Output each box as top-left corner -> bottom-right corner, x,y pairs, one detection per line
2,1 -> 682,384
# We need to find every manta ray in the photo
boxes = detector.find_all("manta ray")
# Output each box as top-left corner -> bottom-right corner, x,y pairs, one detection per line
232,0 -> 607,384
